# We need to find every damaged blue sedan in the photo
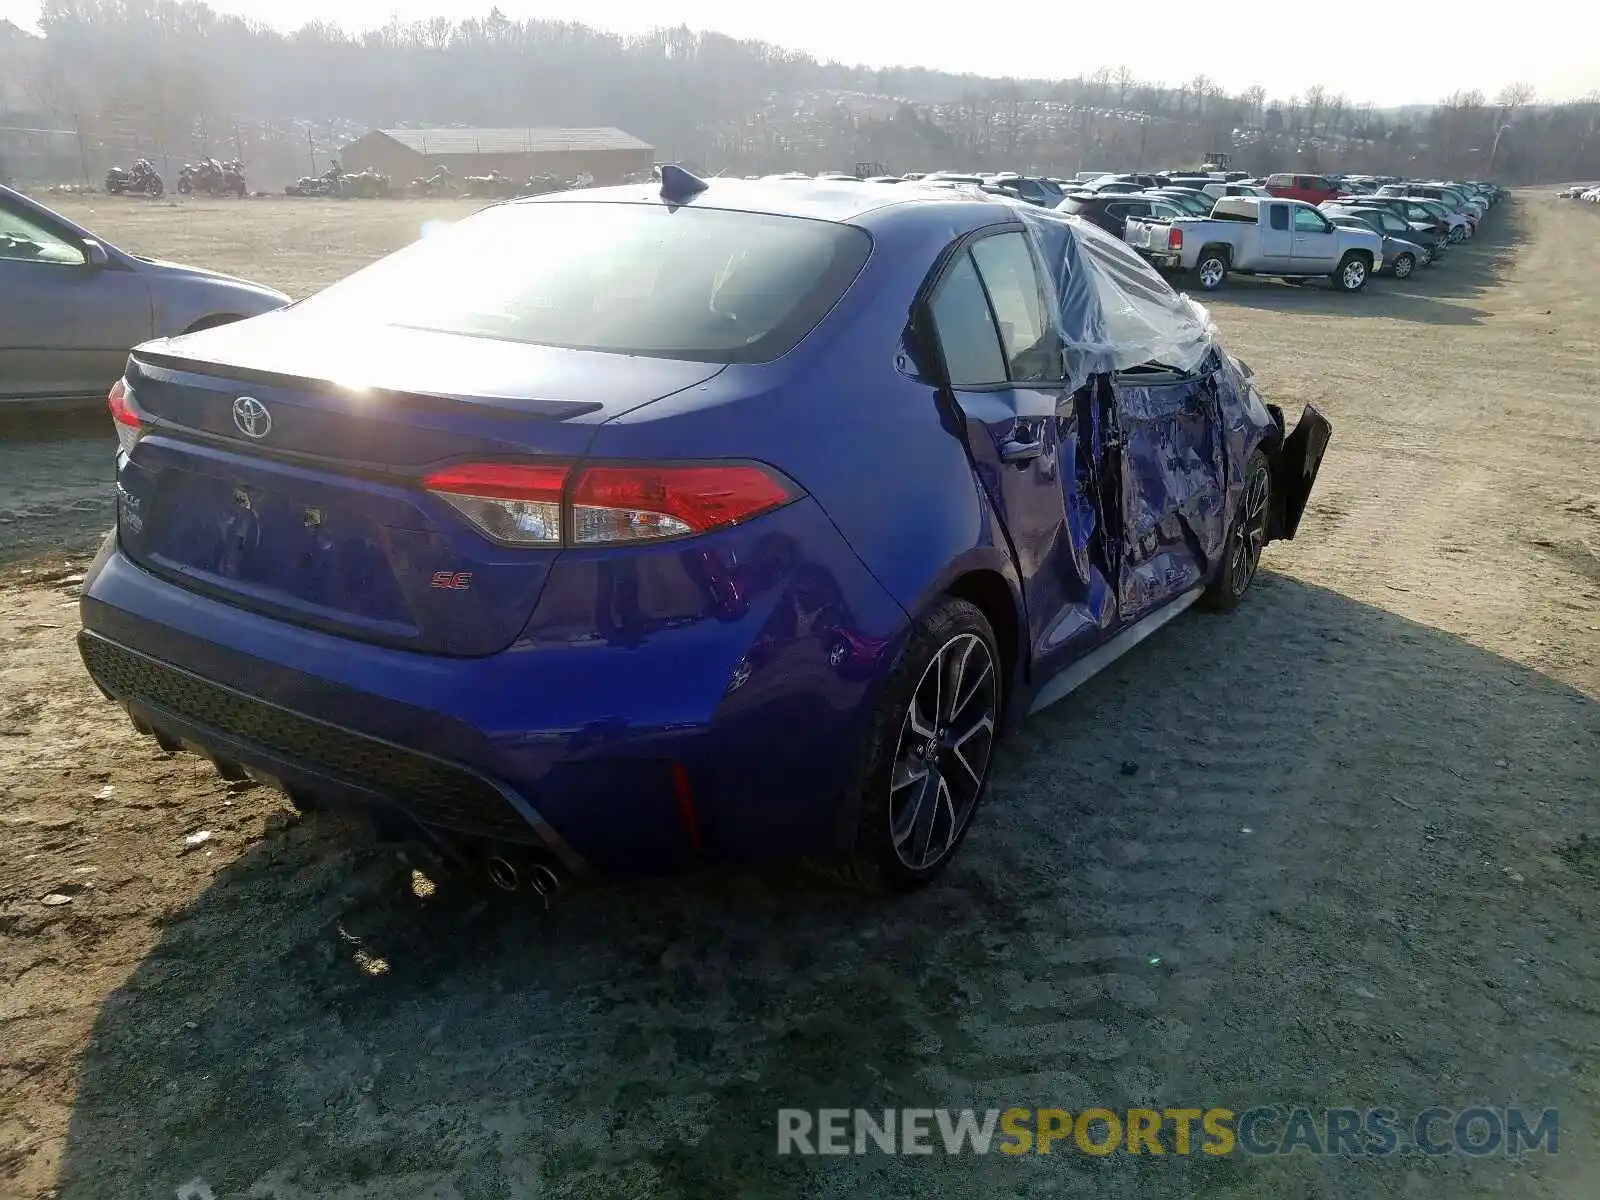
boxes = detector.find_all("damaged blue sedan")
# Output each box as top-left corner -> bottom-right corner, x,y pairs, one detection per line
78,169 -> 1330,891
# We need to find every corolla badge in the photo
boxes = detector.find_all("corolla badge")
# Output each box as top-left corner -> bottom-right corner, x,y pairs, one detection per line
232,396 -> 272,439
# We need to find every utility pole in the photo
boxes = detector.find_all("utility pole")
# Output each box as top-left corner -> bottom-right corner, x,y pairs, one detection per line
75,112 -> 89,187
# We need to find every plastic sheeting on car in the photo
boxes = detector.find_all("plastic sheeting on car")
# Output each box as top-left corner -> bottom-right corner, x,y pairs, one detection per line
998,195 -> 1218,394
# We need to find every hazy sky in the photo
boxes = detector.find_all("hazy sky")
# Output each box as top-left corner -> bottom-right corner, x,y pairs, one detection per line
5,0 -> 1598,107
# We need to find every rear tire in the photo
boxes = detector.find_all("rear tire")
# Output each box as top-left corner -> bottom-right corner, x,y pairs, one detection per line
1334,253 -> 1370,292
1203,449 -> 1271,613
1192,250 -> 1229,291
833,597 -> 1002,891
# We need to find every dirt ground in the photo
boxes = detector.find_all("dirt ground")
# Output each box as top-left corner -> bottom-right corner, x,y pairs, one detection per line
1,193 -> 1597,1199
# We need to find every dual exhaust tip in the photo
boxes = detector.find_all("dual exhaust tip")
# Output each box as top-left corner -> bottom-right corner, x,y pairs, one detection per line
485,854 -> 562,898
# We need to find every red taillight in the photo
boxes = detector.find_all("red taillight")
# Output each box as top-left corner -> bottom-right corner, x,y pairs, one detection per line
421,460 -> 799,547
423,462 -> 568,502
107,378 -> 141,454
1167,227 -> 1184,250
571,463 -> 797,544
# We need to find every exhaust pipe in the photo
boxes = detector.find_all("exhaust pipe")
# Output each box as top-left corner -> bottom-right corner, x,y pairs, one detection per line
484,854 -> 563,902
486,855 -> 520,892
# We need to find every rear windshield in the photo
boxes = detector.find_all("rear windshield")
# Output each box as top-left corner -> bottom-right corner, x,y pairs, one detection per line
295,201 -> 872,364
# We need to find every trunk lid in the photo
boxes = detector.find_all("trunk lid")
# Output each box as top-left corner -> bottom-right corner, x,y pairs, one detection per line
118,315 -> 723,656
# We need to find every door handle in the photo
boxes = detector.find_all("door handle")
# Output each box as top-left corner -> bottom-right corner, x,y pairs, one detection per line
1000,433 -> 1046,465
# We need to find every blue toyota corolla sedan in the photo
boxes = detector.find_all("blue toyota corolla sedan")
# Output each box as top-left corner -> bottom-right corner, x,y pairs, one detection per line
78,169 -> 1330,891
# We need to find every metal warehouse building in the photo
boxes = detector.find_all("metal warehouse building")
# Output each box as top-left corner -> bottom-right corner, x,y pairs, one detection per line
340,126 -> 654,184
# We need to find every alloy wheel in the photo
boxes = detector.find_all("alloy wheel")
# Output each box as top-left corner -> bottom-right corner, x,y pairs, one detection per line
889,633 -> 998,872
1228,463 -> 1271,596
1393,255 -> 1413,278
1199,258 -> 1226,289
1342,260 -> 1367,290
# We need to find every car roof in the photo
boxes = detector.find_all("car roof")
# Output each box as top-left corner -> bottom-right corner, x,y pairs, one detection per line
509,177 -> 1024,232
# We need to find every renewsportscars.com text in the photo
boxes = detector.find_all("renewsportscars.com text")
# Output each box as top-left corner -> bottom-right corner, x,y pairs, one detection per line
776,1106 -> 1558,1157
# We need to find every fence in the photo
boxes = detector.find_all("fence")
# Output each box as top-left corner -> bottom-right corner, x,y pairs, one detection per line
1,113 -> 360,191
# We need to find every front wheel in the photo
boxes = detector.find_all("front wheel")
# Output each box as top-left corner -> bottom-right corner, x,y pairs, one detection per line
1204,449 -> 1271,612
1334,253 -> 1369,293
838,597 -> 1002,891
1448,225 -> 1466,243
1390,252 -> 1415,279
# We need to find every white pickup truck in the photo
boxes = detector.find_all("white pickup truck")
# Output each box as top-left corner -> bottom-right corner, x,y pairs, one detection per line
1123,195 -> 1385,293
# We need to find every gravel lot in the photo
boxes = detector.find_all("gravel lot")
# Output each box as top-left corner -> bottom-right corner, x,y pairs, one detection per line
1,193 -> 1597,1199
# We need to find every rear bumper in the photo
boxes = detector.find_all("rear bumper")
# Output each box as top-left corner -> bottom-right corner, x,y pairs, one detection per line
78,497 -> 911,877
1135,249 -> 1183,270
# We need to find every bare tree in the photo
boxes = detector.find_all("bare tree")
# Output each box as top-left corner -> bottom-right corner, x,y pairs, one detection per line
1495,82 -> 1536,111
1243,85 -> 1266,124
1113,65 -> 1133,109
1303,84 -> 1326,137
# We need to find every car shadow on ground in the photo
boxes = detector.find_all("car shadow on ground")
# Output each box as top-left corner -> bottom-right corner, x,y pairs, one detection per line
55,575 -> 1599,1199
1203,200 -> 1526,326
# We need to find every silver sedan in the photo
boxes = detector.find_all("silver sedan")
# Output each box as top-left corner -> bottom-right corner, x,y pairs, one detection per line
0,184 -> 290,406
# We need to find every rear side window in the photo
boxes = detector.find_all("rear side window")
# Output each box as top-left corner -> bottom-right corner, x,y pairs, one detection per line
1268,205 -> 1290,231
928,252 -> 1007,387
971,232 -> 1057,383
295,201 -> 872,364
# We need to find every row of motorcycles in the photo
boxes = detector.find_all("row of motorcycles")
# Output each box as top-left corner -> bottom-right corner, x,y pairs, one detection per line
410,166 -> 593,199
104,157 -> 597,201
285,162 -> 393,198
105,157 -> 250,198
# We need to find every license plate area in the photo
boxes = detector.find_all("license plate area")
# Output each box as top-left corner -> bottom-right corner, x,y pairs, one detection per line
146,472 -> 411,622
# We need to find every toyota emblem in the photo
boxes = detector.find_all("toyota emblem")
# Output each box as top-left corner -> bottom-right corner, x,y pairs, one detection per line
232,396 -> 271,439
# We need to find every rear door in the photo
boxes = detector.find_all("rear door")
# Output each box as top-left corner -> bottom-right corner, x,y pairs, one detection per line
1289,205 -> 1341,272
1258,203 -> 1294,269
1379,211 -> 1419,246
925,228 -> 1114,671
0,194 -> 151,401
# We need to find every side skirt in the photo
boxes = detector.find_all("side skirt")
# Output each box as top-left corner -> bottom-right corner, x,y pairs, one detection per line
1027,587 -> 1203,716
